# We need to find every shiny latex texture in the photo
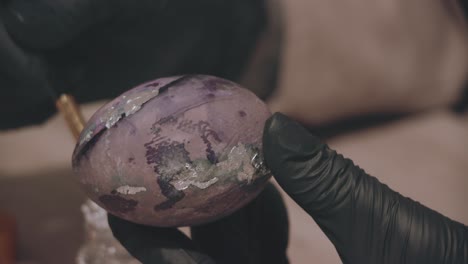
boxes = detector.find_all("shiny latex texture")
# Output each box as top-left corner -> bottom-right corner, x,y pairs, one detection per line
263,113 -> 467,264
108,183 -> 289,264
0,0 -> 268,129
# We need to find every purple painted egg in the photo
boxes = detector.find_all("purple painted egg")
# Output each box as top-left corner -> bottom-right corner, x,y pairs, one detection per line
72,75 -> 272,227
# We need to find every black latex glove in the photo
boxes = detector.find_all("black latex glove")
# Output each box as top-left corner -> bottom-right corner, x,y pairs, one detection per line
108,183 -> 289,264
263,113 -> 467,264
0,11 -> 51,128
0,0 -> 267,129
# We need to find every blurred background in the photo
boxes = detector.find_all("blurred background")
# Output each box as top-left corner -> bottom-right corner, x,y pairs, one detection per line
1,0 -> 467,263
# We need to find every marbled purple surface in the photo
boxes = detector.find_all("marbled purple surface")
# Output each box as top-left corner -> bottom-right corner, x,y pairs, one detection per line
72,75 -> 272,227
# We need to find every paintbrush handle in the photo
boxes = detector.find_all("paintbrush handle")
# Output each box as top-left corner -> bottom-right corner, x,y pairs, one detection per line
55,94 -> 86,140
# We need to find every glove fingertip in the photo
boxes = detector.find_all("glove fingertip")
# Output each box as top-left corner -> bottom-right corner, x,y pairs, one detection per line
262,112 -> 323,180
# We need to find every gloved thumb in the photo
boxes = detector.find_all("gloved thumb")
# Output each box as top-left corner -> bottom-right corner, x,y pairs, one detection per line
262,112 -> 415,263
262,112 -> 468,264
262,112 -> 348,218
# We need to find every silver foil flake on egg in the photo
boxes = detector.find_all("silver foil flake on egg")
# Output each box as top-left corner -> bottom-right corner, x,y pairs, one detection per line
102,88 -> 160,129
78,123 -> 97,147
101,88 -> 159,128
77,88 -> 160,147
169,143 -> 270,192
77,76 -> 189,148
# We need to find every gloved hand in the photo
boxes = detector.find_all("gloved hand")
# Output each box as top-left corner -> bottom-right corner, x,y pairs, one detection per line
263,113 -> 467,264
0,0 -> 269,129
0,11 -> 51,128
108,183 -> 289,264
108,112 -> 467,263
